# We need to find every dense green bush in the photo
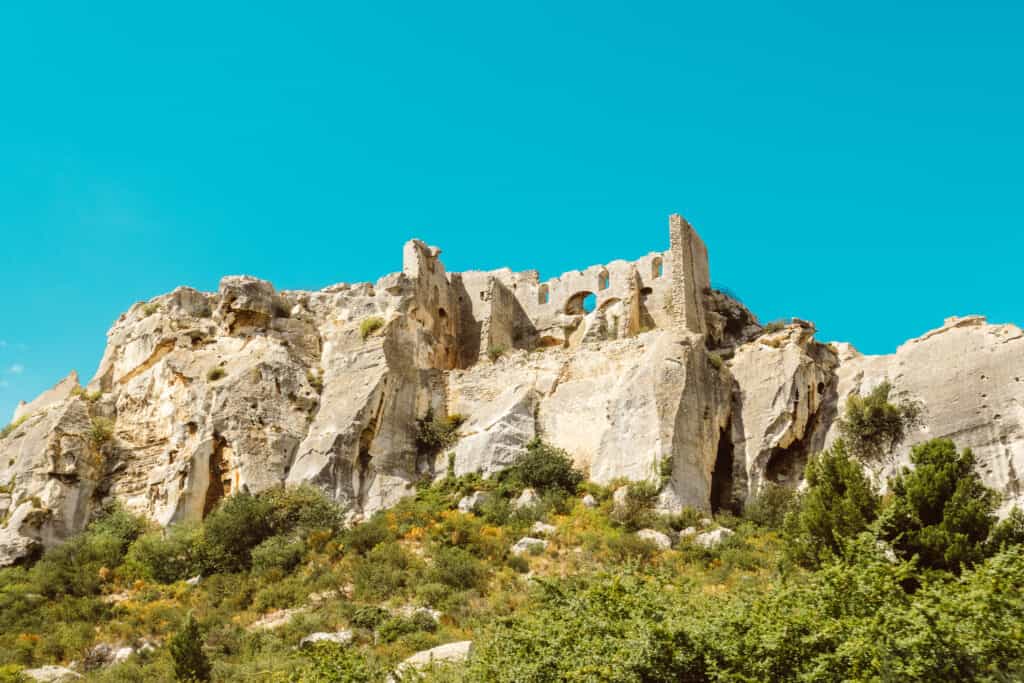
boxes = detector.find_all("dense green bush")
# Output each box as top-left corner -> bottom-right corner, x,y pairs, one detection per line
169,613 -> 211,682
743,482 -> 797,529
200,493 -> 275,573
415,411 -> 466,456
879,438 -> 998,573
989,507 -> 1024,552
839,381 -> 923,472
458,570 -> 707,682
782,440 -> 879,567
124,523 -> 203,583
429,545 -> 488,590
498,438 -> 583,496
352,542 -> 423,600
611,480 -> 660,531
251,535 -> 306,574
341,514 -> 392,556
32,505 -> 146,597
263,485 -> 345,537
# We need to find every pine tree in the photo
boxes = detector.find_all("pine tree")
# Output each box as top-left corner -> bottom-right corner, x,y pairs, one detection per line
170,613 -> 211,682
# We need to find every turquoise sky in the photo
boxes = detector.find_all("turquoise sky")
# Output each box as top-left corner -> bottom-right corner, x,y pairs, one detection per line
2,1 -> 1021,421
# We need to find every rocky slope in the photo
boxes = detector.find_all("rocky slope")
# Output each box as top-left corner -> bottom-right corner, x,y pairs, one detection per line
1,215 -> 1021,564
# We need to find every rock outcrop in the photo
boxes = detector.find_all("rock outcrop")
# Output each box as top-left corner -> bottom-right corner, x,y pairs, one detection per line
1,214 -> 1021,564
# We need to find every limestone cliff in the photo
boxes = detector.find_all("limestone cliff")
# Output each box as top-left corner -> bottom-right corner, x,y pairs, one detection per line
1,215 -> 1021,564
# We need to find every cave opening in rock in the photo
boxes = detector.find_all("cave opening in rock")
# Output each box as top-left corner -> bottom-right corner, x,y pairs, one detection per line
765,438 -> 809,487
203,436 -> 227,517
710,424 -> 736,514
356,427 -> 374,509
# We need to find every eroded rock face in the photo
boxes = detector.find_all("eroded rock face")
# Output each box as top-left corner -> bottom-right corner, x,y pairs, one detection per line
1,216 -> 1021,565
825,316 -> 1024,510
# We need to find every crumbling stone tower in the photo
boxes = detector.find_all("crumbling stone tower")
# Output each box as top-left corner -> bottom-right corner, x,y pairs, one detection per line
668,214 -> 710,334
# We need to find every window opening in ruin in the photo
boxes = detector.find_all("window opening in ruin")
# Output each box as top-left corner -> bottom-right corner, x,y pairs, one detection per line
538,285 -> 550,305
598,270 -> 610,290
565,291 -> 597,315
710,425 -> 736,514
653,257 -> 664,279
438,307 -> 448,319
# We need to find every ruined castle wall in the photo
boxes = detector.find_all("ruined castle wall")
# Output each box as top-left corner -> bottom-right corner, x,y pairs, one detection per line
668,214 -> 709,334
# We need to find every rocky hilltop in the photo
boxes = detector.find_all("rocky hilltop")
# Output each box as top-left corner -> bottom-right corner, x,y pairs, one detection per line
2,215 -> 1021,565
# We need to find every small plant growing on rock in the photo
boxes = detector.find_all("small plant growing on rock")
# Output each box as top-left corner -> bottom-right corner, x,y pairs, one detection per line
708,352 -> 723,371
89,417 -> 115,448
206,367 -> 226,382
839,380 -> 924,475
306,369 -> 324,393
415,411 -> 466,456
141,302 -> 160,317
360,316 -> 385,340
0,414 -> 29,440
762,319 -> 787,334
487,345 -> 507,362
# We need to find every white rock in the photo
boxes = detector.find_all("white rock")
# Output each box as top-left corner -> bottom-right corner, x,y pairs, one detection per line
391,641 -> 473,681
679,526 -> 698,538
185,575 -> 201,586
530,521 -> 557,536
581,493 -> 598,508
695,527 -> 735,548
112,647 -> 134,664
511,537 -> 548,556
611,486 -> 630,511
457,490 -> 491,513
22,667 -> 82,682
513,488 -> 540,510
636,528 -> 672,550
300,630 -> 354,648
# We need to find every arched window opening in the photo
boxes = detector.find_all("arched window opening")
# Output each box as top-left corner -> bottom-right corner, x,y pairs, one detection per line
652,257 -> 664,279
538,285 -> 550,305
565,291 -> 597,315
438,307 -> 448,319
598,269 -> 610,291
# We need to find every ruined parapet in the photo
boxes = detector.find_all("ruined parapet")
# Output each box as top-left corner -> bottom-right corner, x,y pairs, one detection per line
402,239 -> 458,369
668,214 -> 709,335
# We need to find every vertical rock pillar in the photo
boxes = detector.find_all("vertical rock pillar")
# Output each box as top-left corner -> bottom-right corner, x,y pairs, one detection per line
668,214 -> 710,335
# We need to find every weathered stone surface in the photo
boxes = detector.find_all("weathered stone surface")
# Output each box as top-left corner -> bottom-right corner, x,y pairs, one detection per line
300,630 -> 354,648
636,528 -> 672,549
457,490 -> 491,514
695,527 -> 734,548
531,521 -> 557,536
824,316 -> 1024,510
392,640 -> 473,679
2,215 -> 1022,565
511,537 -> 548,555
581,493 -> 598,508
22,666 -> 82,682
513,488 -> 540,510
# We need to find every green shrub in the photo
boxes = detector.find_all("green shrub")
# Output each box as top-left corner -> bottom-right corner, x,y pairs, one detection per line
200,492 -> 274,573
487,345 -> 506,362
141,303 -> 160,317
206,367 -> 226,382
415,411 -> 466,457
707,352 -> 723,371
295,642 -> 383,682
169,613 -> 210,682
499,438 -> 583,496
124,524 -> 203,583
250,535 -> 306,574
32,505 -> 146,597
879,438 -> 998,573
89,416 -> 115,448
378,611 -> 437,643
352,542 -> 423,600
611,480 -> 661,531
262,484 -> 345,537
606,534 -> 660,563
341,514 -> 392,556
988,507 -> 1024,552
839,380 -> 924,473
782,440 -> 879,567
743,482 -> 797,529
349,605 -> 388,630
429,545 -> 488,590
360,316 -> 385,340
458,570 -> 707,682
762,319 -> 786,333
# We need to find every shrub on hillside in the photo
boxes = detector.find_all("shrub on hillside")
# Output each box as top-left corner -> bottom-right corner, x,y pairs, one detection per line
498,438 -> 583,496
782,440 -> 879,567
169,613 -> 211,682
839,381 -> 923,473
352,542 -> 424,600
878,438 -> 998,573
429,545 -> 488,590
988,507 -> 1024,553
124,523 -> 203,583
262,484 -> 344,537
200,492 -> 275,573
251,535 -> 306,574
743,482 -> 797,529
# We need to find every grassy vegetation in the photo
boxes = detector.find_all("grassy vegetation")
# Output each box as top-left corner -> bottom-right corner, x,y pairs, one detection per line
1,424 -> 1022,681
0,415 -> 30,440
486,345 -> 506,362
360,317 -> 385,340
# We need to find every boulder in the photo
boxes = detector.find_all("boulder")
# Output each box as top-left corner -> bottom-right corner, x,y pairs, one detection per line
695,527 -> 735,548
636,529 -> 672,550
581,493 -> 598,508
513,488 -> 539,510
300,630 -> 354,648
391,641 -> 473,681
21,667 -> 82,682
457,491 -> 491,514
530,521 -> 557,536
511,537 -> 548,556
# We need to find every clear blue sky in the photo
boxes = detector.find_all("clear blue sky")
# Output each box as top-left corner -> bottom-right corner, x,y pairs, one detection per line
2,1 -> 1021,421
